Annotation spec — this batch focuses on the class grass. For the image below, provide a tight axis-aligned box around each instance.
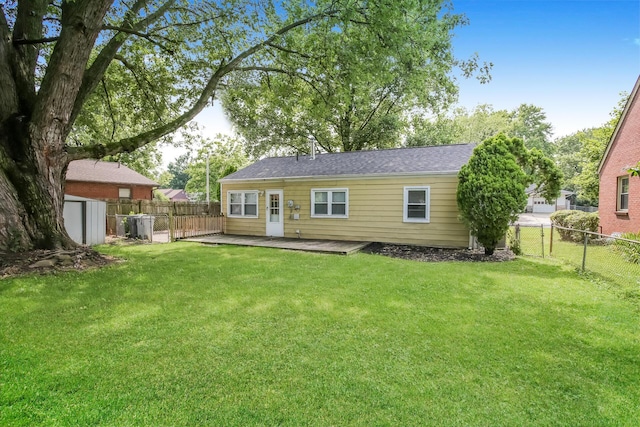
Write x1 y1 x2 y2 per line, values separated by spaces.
515 225 640 294
1 243 639 426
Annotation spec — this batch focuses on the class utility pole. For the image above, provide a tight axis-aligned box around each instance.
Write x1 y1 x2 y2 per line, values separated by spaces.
206 151 210 209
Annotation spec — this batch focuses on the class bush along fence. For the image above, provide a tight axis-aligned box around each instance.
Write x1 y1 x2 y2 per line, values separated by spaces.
510 221 640 289
111 213 224 243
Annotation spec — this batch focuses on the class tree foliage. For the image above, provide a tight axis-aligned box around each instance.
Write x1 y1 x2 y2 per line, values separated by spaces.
408 104 554 156
0 0 485 252
222 1 491 156
457 134 562 255
165 154 192 189
184 135 248 201
554 93 627 204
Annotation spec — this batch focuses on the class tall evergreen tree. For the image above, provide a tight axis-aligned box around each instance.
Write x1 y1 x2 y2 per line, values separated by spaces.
457 134 562 255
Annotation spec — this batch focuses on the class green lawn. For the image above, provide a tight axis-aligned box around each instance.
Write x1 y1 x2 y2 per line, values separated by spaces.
2 243 639 426
515 225 640 291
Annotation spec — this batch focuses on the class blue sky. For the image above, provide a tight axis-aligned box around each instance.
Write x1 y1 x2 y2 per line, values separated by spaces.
451 0 640 136
165 0 640 165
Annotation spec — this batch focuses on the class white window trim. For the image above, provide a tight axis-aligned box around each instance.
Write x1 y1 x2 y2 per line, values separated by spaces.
310 188 349 218
617 176 629 212
403 186 430 223
227 190 259 218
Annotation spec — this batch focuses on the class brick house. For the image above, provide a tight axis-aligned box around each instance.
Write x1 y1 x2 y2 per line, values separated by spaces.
598 76 640 235
66 159 158 200
158 188 190 201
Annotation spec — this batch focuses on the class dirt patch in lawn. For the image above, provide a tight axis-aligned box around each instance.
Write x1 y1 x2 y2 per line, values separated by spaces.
362 243 516 262
0 247 119 279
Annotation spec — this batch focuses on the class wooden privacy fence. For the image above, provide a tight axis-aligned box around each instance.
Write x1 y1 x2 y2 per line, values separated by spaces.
105 201 221 234
171 214 224 240
106 200 221 216
109 213 224 241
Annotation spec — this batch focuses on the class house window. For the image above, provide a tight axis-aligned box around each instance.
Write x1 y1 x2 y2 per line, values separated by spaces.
404 186 430 223
311 189 348 217
118 188 131 199
618 176 629 211
228 191 259 217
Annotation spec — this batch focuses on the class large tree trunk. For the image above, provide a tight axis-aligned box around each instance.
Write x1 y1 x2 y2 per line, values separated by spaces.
0 116 74 252
0 0 114 253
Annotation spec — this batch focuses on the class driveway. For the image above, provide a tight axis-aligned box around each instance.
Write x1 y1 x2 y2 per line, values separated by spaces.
516 213 552 226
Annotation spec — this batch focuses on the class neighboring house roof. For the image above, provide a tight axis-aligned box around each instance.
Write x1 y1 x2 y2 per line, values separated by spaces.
66 159 159 186
221 143 476 181
158 188 189 200
525 185 573 197
597 75 640 174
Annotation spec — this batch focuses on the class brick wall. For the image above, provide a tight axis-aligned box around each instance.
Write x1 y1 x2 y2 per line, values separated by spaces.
66 181 155 200
599 89 640 235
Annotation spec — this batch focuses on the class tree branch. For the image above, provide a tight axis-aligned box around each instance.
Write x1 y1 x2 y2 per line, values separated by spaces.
31 0 114 140
0 6 19 121
69 0 175 126
113 54 165 121
265 42 311 59
358 89 391 132
101 24 176 54
12 36 59 45
235 66 297 74
101 78 117 141
154 15 224 32
67 7 339 160
10 0 49 113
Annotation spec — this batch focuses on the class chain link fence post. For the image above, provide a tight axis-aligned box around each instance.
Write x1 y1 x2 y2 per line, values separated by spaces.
582 232 588 272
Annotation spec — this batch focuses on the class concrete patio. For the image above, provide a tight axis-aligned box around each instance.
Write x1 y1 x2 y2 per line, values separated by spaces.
184 234 370 255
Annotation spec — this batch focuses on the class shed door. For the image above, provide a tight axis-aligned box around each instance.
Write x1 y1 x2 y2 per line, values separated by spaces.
265 190 284 237
63 201 85 244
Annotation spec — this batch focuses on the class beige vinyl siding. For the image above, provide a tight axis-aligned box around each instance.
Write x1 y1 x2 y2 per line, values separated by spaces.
221 174 469 248
221 189 266 236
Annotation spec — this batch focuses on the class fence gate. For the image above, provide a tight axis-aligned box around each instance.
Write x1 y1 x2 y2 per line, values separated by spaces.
511 223 547 257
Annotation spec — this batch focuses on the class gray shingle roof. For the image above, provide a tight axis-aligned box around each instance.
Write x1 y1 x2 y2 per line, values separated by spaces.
221 144 476 181
66 159 159 186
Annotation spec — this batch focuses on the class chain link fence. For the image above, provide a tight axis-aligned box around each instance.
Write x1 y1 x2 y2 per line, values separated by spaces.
511 223 640 289
510 224 548 257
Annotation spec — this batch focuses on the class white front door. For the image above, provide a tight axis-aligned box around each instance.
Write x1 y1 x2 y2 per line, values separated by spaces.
265 190 284 237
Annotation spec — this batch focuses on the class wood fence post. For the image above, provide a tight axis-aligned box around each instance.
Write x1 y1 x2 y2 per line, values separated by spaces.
169 211 174 242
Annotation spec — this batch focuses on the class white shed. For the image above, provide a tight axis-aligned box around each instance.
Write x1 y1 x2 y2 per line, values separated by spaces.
63 195 106 245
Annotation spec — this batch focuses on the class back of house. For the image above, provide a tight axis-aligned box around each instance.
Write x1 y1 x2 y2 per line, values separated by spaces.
219 144 475 248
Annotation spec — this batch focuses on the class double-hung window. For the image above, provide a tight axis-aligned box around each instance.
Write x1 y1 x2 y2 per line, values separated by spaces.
228 191 258 217
617 176 629 212
311 189 348 218
403 186 430 222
